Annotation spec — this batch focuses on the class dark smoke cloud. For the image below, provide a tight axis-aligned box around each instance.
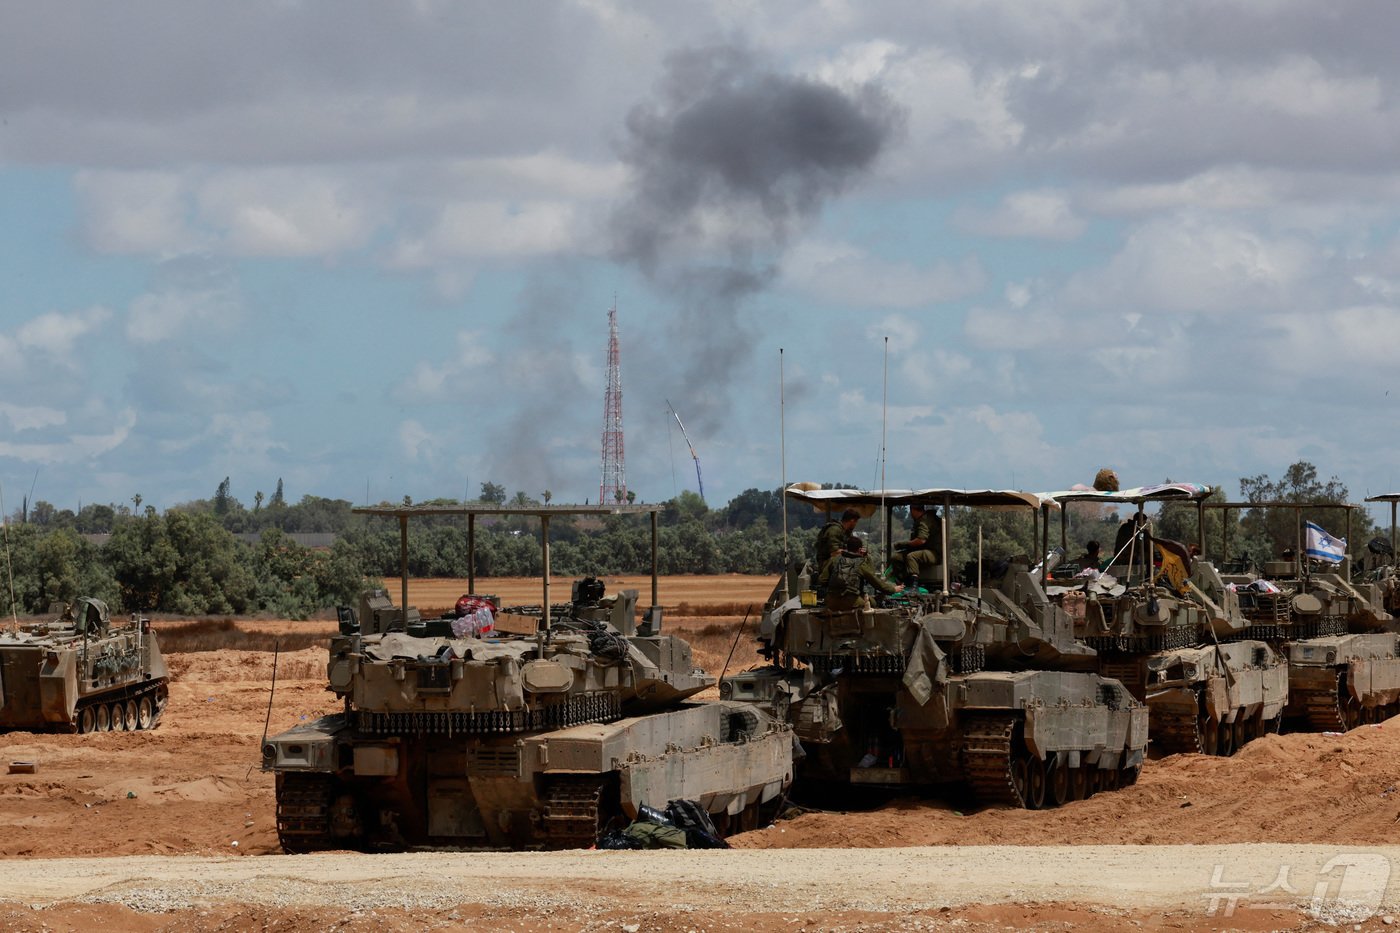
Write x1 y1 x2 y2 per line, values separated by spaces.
610 42 903 433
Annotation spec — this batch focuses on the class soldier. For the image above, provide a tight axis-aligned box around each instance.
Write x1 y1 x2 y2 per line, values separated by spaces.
815 508 862 571
895 502 940 588
819 535 901 611
1074 540 1102 572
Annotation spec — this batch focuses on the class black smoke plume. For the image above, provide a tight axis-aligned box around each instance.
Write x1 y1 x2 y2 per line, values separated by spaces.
611 42 903 433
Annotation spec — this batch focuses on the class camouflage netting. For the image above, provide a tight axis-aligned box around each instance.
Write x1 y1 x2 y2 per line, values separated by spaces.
1093 469 1120 492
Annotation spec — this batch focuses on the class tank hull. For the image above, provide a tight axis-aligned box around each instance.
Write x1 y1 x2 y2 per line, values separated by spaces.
266 701 793 851
1138 641 1289 755
1284 633 1400 730
729 661 1148 809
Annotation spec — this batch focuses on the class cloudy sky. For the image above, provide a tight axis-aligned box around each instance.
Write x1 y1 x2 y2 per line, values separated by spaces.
4 1 1400 520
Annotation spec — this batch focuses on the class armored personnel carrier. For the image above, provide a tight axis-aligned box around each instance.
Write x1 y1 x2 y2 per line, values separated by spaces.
0 597 168 733
722 487 1148 810
263 504 792 851
1041 484 1287 757
1208 499 1400 731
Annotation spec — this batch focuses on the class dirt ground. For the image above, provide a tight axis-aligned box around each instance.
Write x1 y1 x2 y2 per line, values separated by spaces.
1 575 1399 931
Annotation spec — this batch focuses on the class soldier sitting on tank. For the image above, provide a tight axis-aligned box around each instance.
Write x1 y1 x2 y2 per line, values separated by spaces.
893 502 940 588
819 535 902 612
1073 540 1102 573
815 508 862 576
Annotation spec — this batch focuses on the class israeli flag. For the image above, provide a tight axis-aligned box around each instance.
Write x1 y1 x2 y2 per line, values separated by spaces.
1304 521 1346 564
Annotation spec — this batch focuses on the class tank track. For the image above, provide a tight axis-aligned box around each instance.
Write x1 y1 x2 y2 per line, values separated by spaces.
541 774 608 848
275 772 335 853
1152 706 1204 755
960 713 1023 807
74 678 168 734
1297 670 1349 732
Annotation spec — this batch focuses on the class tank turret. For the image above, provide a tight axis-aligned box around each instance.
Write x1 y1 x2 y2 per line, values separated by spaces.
263 504 792 851
0 597 169 733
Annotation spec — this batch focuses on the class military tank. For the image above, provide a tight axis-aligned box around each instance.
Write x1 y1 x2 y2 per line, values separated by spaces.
722 487 1148 811
262 503 793 851
0 597 169 733
1208 499 1400 731
1041 483 1288 757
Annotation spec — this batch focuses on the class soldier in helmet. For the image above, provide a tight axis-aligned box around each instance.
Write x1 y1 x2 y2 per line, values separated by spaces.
894 502 940 589
815 507 862 572
819 535 901 611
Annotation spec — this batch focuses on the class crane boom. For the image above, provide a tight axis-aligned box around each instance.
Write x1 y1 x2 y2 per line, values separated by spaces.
666 399 705 503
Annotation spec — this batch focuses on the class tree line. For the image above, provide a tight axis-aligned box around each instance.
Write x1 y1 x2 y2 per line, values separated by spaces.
0 463 1379 618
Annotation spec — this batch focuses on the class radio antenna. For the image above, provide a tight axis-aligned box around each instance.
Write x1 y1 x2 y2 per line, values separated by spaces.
0 482 17 630
779 349 790 604
880 336 889 561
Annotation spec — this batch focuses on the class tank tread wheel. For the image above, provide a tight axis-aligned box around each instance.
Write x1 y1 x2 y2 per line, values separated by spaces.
1152 707 1204 755
1299 671 1348 733
275 772 336 853
542 774 609 848
136 696 154 730
961 713 1025 807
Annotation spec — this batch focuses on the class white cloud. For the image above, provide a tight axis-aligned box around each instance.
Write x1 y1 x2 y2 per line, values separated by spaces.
1065 214 1315 314
75 171 197 255
443 152 626 201
0 408 136 464
391 331 495 403
861 45 1025 180
1086 168 1290 216
864 314 920 345
0 403 65 432
390 200 581 266
954 189 1086 241
398 419 439 463
784 239 985 308
196 172 376 257
964 304 1065 351
16 306 113 356
126 284 239 344
1275 305 1400 370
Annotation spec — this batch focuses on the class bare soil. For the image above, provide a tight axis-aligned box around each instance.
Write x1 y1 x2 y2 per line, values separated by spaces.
1 575 1398 931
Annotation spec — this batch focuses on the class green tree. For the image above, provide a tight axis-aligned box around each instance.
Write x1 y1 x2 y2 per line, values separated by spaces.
1236 460 1368 563
480 482 506 504
104 511 180 611
214 477 232 515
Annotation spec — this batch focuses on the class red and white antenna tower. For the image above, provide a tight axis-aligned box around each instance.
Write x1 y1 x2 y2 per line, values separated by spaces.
599 303 627 505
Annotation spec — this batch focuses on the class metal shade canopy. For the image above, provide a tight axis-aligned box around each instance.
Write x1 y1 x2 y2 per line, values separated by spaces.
784 485 1059 513
1040 482 1213 505
783 485 1058 594
353 503 661 629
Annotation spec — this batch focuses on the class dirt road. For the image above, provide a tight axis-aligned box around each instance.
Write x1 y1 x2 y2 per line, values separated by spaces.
0 845 1397 931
